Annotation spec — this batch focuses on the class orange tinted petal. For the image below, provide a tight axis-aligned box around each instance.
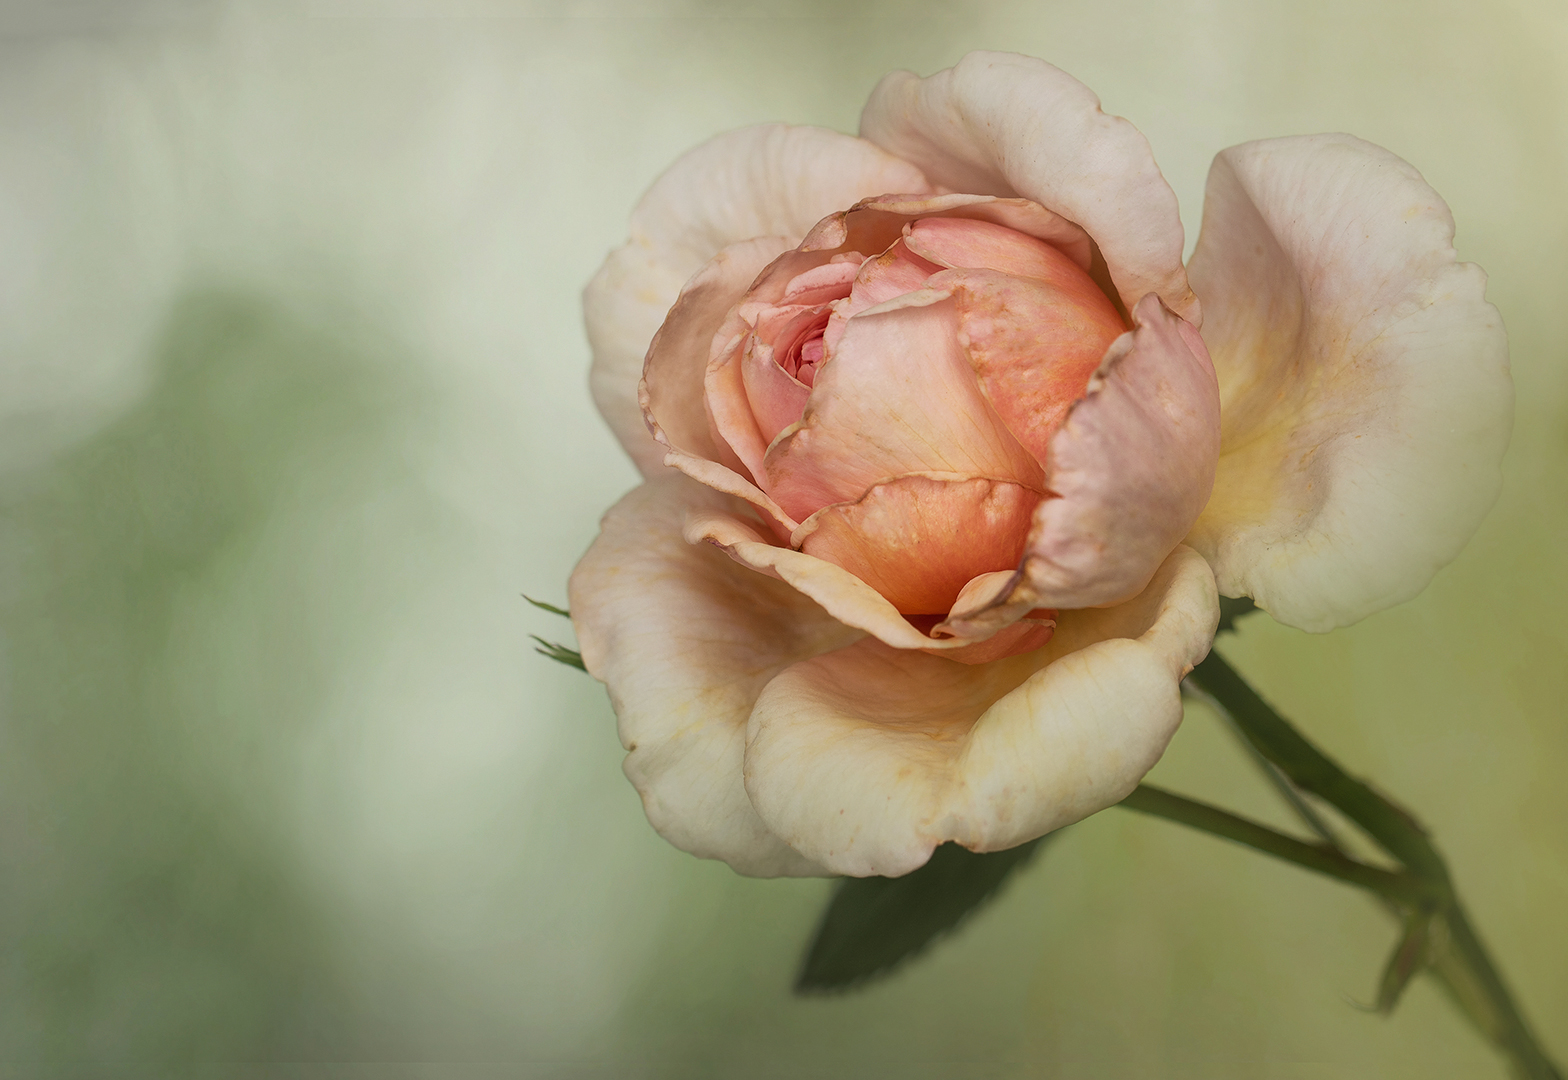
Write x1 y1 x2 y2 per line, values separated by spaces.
765 291 1044 520
944 267 1126 464
793 473 1042 614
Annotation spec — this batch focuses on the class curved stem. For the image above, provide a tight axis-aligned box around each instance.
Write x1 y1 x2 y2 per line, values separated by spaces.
1118 784 1438 905
1182 679 1346 848
1185 677 1502 1046
1186 650 1448 884
1185 649 1561 1080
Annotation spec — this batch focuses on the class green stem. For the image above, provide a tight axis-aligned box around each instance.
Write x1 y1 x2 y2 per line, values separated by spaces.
1182 679 1346 848
1186 650 1447 884
1185 678 1509 1042
1118 784 1438 905
1185 648 1561 1080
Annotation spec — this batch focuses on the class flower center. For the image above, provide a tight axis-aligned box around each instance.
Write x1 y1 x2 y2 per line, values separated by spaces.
776 309 832 388
704 199 1127 634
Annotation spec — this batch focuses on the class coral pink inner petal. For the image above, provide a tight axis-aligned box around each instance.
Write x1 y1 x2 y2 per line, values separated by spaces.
704 322 772 484
782 259 862 304
824 239 944 356
797 335 825 387
775 308 832 382
944 292 1222 630
939 267 1127 465
796 474 1042 614
740 337 812 447
764 293 1046 521
854 239 942 307
905 216 1083 283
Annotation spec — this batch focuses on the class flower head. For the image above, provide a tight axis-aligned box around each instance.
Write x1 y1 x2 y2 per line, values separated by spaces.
572 53 1510 877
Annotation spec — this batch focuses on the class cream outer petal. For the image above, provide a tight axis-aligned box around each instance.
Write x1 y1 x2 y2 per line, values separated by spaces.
1185 135 1512 631
584 124 930 475
743 546 1219 877
858 51 1197 323
569 476 861 876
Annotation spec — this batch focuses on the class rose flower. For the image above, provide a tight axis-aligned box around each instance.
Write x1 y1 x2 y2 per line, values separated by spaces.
570 52 1511 878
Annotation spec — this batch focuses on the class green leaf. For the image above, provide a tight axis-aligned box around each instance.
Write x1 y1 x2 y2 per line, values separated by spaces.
794 835 1054 994
523 594 571 618
531 635 585 671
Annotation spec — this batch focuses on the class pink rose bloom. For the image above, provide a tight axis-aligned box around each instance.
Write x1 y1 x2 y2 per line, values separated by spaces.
571 53 1511 877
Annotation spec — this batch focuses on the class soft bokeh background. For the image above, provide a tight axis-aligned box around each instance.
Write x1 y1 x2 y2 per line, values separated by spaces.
1 1 1563 1075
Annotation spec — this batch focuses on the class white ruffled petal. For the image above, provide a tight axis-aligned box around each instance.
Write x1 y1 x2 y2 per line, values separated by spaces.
569 476 861 876
858 51 1196 323
743 547 1218 877
1186 135 1512 631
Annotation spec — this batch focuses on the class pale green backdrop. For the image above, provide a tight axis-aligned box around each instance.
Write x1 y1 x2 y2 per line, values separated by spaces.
0 1 1562 1076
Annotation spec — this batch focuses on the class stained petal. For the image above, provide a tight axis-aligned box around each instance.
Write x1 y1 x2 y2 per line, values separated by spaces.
743 546 1219 877
859 52 1196 323
568 476 860 876
849 239 942 310
1184 135 1512 631
939 295 1220 640
587 124 930 474
765 290 1045 521
793 473 1041 615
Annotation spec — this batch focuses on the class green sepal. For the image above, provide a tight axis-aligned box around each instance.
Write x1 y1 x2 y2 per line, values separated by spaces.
531 635 585 671
523 594 571 618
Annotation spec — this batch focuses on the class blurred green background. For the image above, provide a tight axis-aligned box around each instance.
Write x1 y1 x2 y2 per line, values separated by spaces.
0 1 1562 1076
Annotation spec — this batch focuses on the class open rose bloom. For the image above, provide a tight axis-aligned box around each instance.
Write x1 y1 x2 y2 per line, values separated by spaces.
570 53 1510 877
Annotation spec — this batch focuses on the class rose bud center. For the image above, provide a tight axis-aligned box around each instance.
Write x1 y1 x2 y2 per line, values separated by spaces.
706 205 1127 623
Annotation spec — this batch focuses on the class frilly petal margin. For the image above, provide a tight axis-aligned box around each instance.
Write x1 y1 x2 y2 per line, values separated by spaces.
569 476 861 876
584 125 930 476
1184 135 1512 632
743 546 1219 878
858 51 1197 323
940 294 1220 639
